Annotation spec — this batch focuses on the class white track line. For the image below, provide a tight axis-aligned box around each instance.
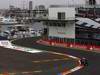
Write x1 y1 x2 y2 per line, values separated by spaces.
62 65 83 75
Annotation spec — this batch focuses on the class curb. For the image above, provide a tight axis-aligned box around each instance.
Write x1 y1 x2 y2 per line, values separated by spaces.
62 65 83 75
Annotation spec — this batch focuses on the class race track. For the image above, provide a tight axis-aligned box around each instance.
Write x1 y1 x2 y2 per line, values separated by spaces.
0 37 80 75
12 37 100 75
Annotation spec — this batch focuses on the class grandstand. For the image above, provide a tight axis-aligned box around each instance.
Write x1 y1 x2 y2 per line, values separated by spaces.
75 0 100 46
35 0 100 50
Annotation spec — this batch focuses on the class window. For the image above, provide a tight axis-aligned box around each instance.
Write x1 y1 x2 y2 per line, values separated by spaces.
58 12 65 20
89 0 96 5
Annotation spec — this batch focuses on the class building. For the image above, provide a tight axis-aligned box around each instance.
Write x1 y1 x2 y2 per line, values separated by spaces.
29 1 33 10
33 5 48 19
75 0 100 46
29 1 33 18
0 9 8 16
40 2 100 47
5 5 48 23
43 5 76 43
89 0 96 5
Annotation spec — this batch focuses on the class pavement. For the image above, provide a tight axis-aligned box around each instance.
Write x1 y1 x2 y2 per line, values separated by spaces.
12 37 100 75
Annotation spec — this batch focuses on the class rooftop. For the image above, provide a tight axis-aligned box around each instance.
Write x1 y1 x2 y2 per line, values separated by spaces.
50 4 100 8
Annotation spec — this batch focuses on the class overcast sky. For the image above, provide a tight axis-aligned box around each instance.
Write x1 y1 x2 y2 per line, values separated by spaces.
0 0 100 9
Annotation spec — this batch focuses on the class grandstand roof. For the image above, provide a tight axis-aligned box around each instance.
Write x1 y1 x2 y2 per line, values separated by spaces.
76 17 100 29
50 4 100 8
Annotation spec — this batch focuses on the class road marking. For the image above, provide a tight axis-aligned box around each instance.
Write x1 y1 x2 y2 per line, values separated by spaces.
0 70 43 75
33 70 42 73
32 58 68 63
45 51 80 60
62 65 83 75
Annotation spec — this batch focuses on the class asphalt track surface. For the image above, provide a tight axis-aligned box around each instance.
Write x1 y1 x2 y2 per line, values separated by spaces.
0 47 78 75
0 39 78 75
12 37 100 75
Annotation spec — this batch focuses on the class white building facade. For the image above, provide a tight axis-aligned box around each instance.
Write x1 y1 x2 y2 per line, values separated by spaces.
46 6 76 42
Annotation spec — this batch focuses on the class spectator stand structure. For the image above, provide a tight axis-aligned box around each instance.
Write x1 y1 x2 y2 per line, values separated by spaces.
33 0 100 52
